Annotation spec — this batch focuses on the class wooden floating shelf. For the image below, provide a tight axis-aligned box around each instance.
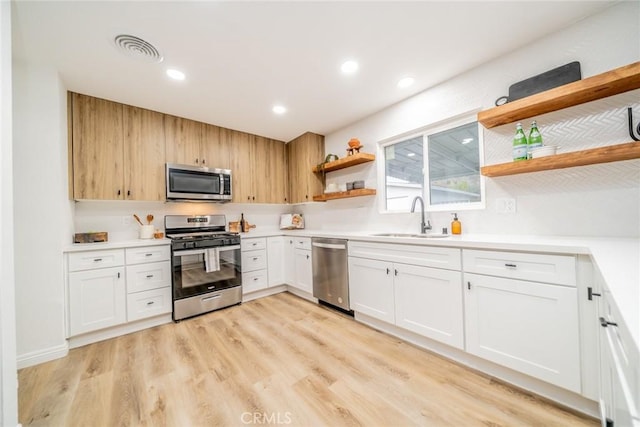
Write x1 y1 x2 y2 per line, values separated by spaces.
312 152 375 173
478 61 640 129
312 188 377 202
481 141 640 177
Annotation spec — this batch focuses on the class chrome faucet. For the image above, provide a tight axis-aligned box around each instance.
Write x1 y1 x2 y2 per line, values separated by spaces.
410 196 432 234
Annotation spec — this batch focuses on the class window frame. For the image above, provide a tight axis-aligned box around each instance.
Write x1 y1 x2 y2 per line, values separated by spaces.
377 112 485 214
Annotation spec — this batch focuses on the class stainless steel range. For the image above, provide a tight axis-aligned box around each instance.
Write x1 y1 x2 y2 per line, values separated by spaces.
165 214 242 321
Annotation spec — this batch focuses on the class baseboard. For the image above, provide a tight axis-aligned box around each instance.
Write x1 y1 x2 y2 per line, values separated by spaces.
242 285 287 302
285 286 317 303
68 314 172 349
355 312 600 419
17 342 69 369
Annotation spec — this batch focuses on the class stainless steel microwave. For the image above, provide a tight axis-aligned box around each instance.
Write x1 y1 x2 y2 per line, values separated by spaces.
166 163 232 202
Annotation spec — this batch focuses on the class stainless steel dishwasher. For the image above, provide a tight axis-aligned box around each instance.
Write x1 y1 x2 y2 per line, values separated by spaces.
312 237 350 311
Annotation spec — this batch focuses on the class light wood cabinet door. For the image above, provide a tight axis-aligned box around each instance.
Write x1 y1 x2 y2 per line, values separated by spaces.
287 132 325 203
228 129 254 203
72 93 124 200
202 123 231 169
164 115 203 166
123 106 166 201
252 136 287 203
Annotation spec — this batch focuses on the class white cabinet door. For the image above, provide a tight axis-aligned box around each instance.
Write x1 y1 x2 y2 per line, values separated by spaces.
267 236 284 286
69 266 126 336
293 249 312 293
284 237 295 286
464 272 581 393
348 257 394 323
394 264 464 349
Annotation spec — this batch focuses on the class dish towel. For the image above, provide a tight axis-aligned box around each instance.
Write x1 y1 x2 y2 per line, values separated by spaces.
204 248 220 273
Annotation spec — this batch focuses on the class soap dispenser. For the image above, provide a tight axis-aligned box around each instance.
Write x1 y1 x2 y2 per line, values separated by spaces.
451 213 462 235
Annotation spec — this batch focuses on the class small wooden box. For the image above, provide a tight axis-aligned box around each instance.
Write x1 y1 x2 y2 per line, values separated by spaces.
74 232 108 243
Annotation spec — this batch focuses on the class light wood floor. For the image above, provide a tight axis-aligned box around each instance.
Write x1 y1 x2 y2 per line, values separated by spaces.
19 292 597 426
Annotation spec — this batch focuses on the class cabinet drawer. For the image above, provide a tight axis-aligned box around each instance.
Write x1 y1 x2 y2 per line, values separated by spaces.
293 237 312 250
68 249 125 272
126 287 171 322
242 238 267 252
242 270 268 294
125 245 170 265
463 249 576 286
126 261 171 293
242 250 268 272
348 241 461 271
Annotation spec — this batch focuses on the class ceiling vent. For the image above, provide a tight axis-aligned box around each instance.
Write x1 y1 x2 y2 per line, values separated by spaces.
114 34 163 63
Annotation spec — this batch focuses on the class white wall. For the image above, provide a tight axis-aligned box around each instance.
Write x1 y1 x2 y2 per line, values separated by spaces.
0 0 18 424
12 62 72 367
302 2 640 238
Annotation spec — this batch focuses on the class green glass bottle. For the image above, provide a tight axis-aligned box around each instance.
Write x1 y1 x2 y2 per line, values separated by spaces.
512 123 528 161
528 120 543 156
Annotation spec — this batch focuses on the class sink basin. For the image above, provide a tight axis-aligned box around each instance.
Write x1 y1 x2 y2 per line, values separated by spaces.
371 233 449 239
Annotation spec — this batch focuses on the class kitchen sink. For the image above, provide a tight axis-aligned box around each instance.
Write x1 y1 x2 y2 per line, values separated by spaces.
371 233 449 238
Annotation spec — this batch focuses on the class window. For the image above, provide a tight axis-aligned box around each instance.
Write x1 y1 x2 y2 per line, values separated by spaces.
381 118 483 212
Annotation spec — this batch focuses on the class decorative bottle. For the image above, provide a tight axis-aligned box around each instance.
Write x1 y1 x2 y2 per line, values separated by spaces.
240 213 247 232
527 120 543 156
512 123 528 161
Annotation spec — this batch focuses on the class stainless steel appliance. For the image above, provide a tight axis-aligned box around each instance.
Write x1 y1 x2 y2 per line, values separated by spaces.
312 237 351 312
166 215 241 321
166 163 232 202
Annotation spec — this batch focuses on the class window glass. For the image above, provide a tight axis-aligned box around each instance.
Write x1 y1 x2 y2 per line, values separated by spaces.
381 119 483 212
427 122 481 206
384 136 423 211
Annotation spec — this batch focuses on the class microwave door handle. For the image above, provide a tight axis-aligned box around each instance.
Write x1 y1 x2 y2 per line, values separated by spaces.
220 175 224 195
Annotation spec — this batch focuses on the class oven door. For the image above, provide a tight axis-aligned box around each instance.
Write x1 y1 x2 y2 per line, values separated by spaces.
171 245 241 299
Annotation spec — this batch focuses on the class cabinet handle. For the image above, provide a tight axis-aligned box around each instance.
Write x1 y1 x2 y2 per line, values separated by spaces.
386 268 390 275
93 258 103 262
467 281 471 290
145 253 153 257
117 189 121 196
146 274 154 279
306 254 310 259
117 272 121 279
252 196 255 201
127 190 131 196
599 317 618 328
394 269 398 276
195 158 199 164
253 257 258 261
202 159 206 165
146 301 155 306
252 243 257 246
505 263 517 268
247 196 251 201
587 287 601 300
253 277 259 281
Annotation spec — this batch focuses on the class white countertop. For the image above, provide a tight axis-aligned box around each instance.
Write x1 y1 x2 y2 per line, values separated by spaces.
63 238 171 252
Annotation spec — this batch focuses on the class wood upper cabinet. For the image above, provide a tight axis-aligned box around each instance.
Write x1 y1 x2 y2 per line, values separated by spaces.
123 106 166 201
202 124 231 170
164 115 203 166
287 132 325 204
72 93 125 200
228 129 254 203
254 136 288 203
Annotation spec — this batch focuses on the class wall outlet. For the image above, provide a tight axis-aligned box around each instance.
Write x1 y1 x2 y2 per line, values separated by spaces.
496 198 517 213
122 215 132 226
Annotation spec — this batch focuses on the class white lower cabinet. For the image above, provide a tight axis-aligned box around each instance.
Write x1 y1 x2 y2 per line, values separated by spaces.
464 272 581 392
348 256 395 323
242 237 269 294
69 266 126 336
283 237 295 285
267 236 285 286
395 264 463 349
597 265 640 427
348 241 463 348
67 244 171 337
293 247 313 293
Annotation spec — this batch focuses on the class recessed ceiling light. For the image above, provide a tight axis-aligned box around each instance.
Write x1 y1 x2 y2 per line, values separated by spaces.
166 69 185 81
272 105 287 115
407 152 416 157
397 77 415 88
461 138 474 145
341 60 359 74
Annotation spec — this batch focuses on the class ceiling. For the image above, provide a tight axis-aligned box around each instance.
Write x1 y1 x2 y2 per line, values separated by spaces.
11 1 614 142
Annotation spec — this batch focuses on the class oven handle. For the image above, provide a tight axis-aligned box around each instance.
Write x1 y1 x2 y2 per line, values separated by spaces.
173 249 207 257
202 294 222 302
219 245 241 251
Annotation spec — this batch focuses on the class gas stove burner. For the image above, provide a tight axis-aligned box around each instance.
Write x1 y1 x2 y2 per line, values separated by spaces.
166 231 238 241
